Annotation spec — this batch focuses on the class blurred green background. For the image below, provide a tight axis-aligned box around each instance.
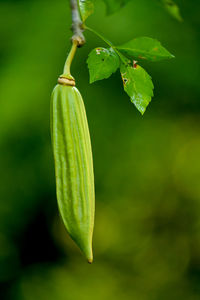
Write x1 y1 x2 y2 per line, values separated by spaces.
0 0 200 299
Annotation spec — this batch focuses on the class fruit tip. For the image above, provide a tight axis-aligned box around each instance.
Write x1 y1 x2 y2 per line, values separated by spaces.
87 257 93 264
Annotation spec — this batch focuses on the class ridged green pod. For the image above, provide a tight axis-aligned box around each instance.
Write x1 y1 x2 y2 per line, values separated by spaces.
51 79 95 263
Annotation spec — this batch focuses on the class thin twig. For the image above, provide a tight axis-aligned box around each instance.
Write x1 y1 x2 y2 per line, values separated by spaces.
70 0 85 47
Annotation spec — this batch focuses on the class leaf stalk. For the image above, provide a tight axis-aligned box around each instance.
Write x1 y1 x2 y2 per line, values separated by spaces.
85 26 129 64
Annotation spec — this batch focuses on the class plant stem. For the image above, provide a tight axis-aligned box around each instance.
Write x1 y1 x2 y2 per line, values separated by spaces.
60 0 85 79
70 0 85 46
63 41 78 76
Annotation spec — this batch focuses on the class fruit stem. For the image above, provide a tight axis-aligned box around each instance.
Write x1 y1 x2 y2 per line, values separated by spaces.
63 41 78 78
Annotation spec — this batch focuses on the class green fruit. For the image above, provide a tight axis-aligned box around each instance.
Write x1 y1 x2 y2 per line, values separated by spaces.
51 77 95 263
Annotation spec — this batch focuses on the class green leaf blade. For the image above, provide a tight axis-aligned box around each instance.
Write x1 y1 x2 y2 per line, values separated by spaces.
161 0 182 22
117 37 174 62
87 47 120 83
120 63 154 114
78 0 94 22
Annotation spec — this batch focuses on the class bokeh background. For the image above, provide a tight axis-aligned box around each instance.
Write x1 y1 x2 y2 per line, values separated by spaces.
0 0 200 299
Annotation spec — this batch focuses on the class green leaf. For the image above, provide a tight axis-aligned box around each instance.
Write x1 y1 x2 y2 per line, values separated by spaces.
117 37 174 62
87 47 120 83
120 63 154 114
161 0 182 21
78 0 94 22
103 0 130 14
